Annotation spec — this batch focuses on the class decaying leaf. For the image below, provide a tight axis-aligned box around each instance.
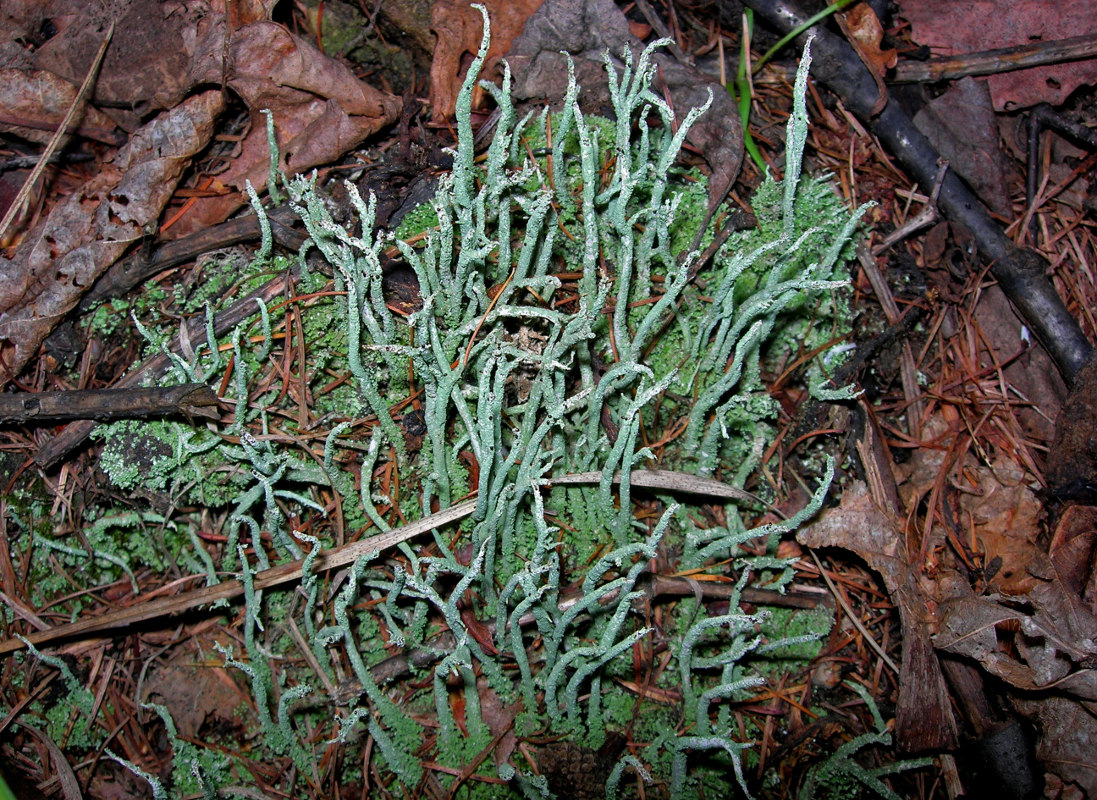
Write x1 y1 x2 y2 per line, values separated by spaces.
1049 504 1097 608
0 91 225 387
935 557 1097 700
142 641 251 739
167 20 401 237
0 0 401 374
0 69 121 146
797 481 960 751
896 408 1044 596
934 556 1097 793
913 77 1013 217
836 2 897 116
963 454 1043 596
1047 350 1097 497
4 0 399 242
31 0 211 123
24 0 278 125
429 0 546 121
1010 693 1097 798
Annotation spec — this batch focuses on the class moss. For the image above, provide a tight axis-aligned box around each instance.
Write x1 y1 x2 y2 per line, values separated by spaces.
94 419 241 509
393 199 440 241
753 604 835 680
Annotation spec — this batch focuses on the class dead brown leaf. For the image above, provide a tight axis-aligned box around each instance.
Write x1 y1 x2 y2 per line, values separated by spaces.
796 481 960 751
935 559 1097 701
226 0 281 26
839 2 897 75
23 0 276 124
166 21 401 238
142 645 251 739
0 69 121 146
0 91 224 387
962 453 1042 596
1009 693 1097 798
477 683 521 771
1047 350 1097 495
429 0 546 122
6 1 399 240
933 557 1097 793
0 1 399 381
836 2 896 116
913 78 1013 217
1049 504 1097 608
0 0 49 43
896 404 1047 598
31 1 204 125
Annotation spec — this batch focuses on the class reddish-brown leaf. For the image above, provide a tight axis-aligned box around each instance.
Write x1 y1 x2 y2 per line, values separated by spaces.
428 0 547 122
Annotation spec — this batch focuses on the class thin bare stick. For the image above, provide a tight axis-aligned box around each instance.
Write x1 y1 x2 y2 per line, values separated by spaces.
871 159 948 256
892 32 1097 84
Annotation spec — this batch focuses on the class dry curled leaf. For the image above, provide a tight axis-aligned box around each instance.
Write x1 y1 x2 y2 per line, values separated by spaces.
935 559 1097 702
10 1 399 240
0 91 225 387
166 20 401 238
1049 504 1097 608
0 69 121 146
933 559 1097 793
27 0 275 125
837 2 896 115
839 2 897 74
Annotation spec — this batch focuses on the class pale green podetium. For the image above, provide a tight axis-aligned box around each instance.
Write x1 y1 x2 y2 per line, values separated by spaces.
91 12 878 799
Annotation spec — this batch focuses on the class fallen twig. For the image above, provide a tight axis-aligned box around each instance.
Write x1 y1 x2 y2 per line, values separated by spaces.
743 0 1092 383
0 384 219 425
892 32 1097 84
79 205 306 310
35 273 291 468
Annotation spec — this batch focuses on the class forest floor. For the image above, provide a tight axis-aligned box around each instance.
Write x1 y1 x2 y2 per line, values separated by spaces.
1 1 1096 798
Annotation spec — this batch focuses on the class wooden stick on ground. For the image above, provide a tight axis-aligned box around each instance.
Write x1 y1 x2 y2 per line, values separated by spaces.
35 273 291 468
0 384 219 425
892 32 1097 84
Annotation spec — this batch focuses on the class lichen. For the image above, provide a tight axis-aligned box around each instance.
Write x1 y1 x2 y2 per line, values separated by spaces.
93 14 865 798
